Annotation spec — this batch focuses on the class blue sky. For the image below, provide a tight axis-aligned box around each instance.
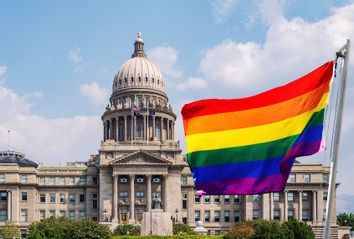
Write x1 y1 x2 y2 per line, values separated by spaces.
1 0 354 210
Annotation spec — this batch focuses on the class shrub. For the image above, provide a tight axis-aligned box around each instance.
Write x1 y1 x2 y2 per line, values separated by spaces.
0 221 21 239
283 219 315 239
113 224 141 236
173 223 194 235
225 223 255 239
250 220 294 239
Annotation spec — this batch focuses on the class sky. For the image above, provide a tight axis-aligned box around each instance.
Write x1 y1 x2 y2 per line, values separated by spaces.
1 0 354 210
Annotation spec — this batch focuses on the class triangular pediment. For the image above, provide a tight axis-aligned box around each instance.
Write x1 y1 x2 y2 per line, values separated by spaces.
110 151 172 165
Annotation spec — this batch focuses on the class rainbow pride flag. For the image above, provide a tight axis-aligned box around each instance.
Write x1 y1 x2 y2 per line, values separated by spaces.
181 61 334 195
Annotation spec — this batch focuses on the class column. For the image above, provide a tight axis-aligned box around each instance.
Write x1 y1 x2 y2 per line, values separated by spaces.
167 119 170 140
312 191 317 222
269 193 274 220
152 116 156 140
129 175 135 222
147 175 152 211
162 175 168 212
116 117 119 142
143 115 147 141
107 120 111 140
111 119 114 140
284 191 288 221
171 122 175 140
7 191 11 221
298 191 302 220
112 175 118 222
160 117 164 141
317 190 324 222
103 122 106 141
124 116 127 141
133 116 137 140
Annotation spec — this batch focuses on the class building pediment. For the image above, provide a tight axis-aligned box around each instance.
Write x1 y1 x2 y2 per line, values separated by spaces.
110 151 172 166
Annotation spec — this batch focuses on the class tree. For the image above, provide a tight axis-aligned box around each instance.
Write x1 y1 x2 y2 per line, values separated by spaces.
283 219 314 239
113 224 140 236
0 221 21 239
173 223 195 235
225 223 255 239
337 213 354 230
250 220 294 239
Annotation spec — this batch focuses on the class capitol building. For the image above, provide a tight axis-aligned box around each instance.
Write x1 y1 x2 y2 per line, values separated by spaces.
0 34 341 238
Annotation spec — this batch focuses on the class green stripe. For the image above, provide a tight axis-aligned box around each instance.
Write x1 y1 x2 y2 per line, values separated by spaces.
187 109 325 168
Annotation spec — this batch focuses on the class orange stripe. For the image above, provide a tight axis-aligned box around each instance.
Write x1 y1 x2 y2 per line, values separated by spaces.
184 83 329 136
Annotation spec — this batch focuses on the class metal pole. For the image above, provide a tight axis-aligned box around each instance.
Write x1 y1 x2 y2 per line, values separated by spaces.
323 39 351 239
147 99 149 145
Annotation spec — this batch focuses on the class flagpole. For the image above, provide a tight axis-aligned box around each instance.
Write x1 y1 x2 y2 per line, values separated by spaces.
131 101 134 145
147 99 149 145
323 39 351 239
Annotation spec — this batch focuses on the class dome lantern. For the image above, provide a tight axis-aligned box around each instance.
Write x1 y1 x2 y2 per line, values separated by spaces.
131 32 147 58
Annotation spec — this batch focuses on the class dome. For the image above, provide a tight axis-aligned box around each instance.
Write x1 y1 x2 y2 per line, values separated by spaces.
0 151 38 167
112 33 166 93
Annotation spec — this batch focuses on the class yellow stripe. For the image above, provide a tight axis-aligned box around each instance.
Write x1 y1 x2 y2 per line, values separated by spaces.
186 93 328 154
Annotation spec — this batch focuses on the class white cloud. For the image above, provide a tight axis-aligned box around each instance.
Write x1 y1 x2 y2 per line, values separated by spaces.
68 47 82 64
177 77 207 90
148 46 182 79
210 0 239 23
0 65 8 76
0 85 101 165
80 81 109 107
259 0 286 26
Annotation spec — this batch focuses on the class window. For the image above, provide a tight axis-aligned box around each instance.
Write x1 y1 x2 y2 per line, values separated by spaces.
49 176 55 185
323 174 329 183
153 177 160 183
303 174 311 183
79 177 86 185
323 192 328 201
182 194 187 209
92 176 98 185
224 211 230 222
287 192 294 202
93 194 98 210
136 177 144 183
120 177 128 183
21 192 28 201
119 191 128 197
60 194 65 203
0 173 4 182
0 210 7 221
204 210 210 222
21 175 28 183
182 217 187 224
195 210 200 222
234 195 240 203
79 194 85 203
69 194 75 203
214 195 220 203
253 210 260 220
273 210 281 220
153 192 161 198
289 173 296 182
60 176 65 185
49 210 55 218
39 193 46 203
302 210 309 221
214 210 220 222
59 210 65 217
181 176 187 185
288 210 294 220
69 210 75 220
50 194 55 203
39 176 45 185
234 211 241 222
39 210 45 221
0 192 6 201
136 191 144 197
273 193 280 202
204 195 210 203
79 210 86 219
253 194 260 201
195 195 201 203
224 195 230 203
69 177 75 185
302 192 309 201
21 209 28 222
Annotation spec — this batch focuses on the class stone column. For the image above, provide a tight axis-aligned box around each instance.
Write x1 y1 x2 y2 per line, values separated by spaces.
317 190 324 222
284 191 288 221
111 119 114 140
129 175 135 223
112 175 118 222
162 175 168 212
160 117 164 141
152 116 156 140
312 191 317 222
143 115 147 141
124 116 127 141
298 191 302 220
103 122 106 141
7 191 11 221
116 117 119 142
270 192 274 220
146 175 152 211
167 119 170 140
133 116 137 141
172 122 175 140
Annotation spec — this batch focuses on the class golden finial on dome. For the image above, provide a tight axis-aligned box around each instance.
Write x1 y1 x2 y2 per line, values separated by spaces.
137 32 142 38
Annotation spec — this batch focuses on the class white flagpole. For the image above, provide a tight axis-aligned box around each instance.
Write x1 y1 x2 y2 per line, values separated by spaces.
323 39 351 239
131 100 134 145
147 99 149 145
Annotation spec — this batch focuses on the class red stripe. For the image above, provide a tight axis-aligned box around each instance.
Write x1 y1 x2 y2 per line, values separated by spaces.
181 61 333 120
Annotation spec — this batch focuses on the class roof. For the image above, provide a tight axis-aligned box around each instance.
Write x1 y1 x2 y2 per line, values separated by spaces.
0 151 38 167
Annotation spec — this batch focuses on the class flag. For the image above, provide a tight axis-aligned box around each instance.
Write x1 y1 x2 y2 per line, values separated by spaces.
181 61 334 195
133 105 140 116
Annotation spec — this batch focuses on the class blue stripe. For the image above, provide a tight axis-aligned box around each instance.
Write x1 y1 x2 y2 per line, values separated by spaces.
294 125 323 146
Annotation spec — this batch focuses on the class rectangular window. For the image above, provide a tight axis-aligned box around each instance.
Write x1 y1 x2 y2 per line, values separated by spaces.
204 210 210 222
195 195 201 203
136 191 144 197
60 194 65 203
253 194 260 201
234 195 240 203
79 177 86 185
69 194 75 203
273 210 281 220
0 192 6 201
253 210 260 220
79 194 85 203
49 210 55 218
21 209 28 222
234 210 241 222
39 193 46 203
92 176 98 185
182 194 187 209
273 193 280 202
224 211 230 222
50 194 55 203
136 177 144 183
39 210 45 221
39 176 45 185
0 173 5 182
0 210 7 221
49 176 55 185
302 210 309 221
194 210 200 222
303 174 311 183
204 195 210 203
288 192 294 202
59 210 65 217
69 177 75 185
153 177 160 183
119 191 128 197
323 192 328 201
214 195 220 203
21 175 28 184
289 173 296 182
79 210 86 219
214 210 220 222
323 174 329 183
288 210 294 220
21 192 28 201
69 210 75 220
302 192 309 201
224 195 230 203
92 193 98 209
120 177 128 183
60 176 65 185
181 176 187 185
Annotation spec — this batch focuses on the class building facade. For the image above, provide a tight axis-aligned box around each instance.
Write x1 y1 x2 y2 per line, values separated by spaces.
0 34 340 238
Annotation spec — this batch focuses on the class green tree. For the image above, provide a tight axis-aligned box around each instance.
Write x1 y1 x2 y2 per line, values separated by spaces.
173 223 195 235
113 224 140 236
0 221 21 239
337 213 354 230
225 223 255 239
250 220 294 239
283 219 314 239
